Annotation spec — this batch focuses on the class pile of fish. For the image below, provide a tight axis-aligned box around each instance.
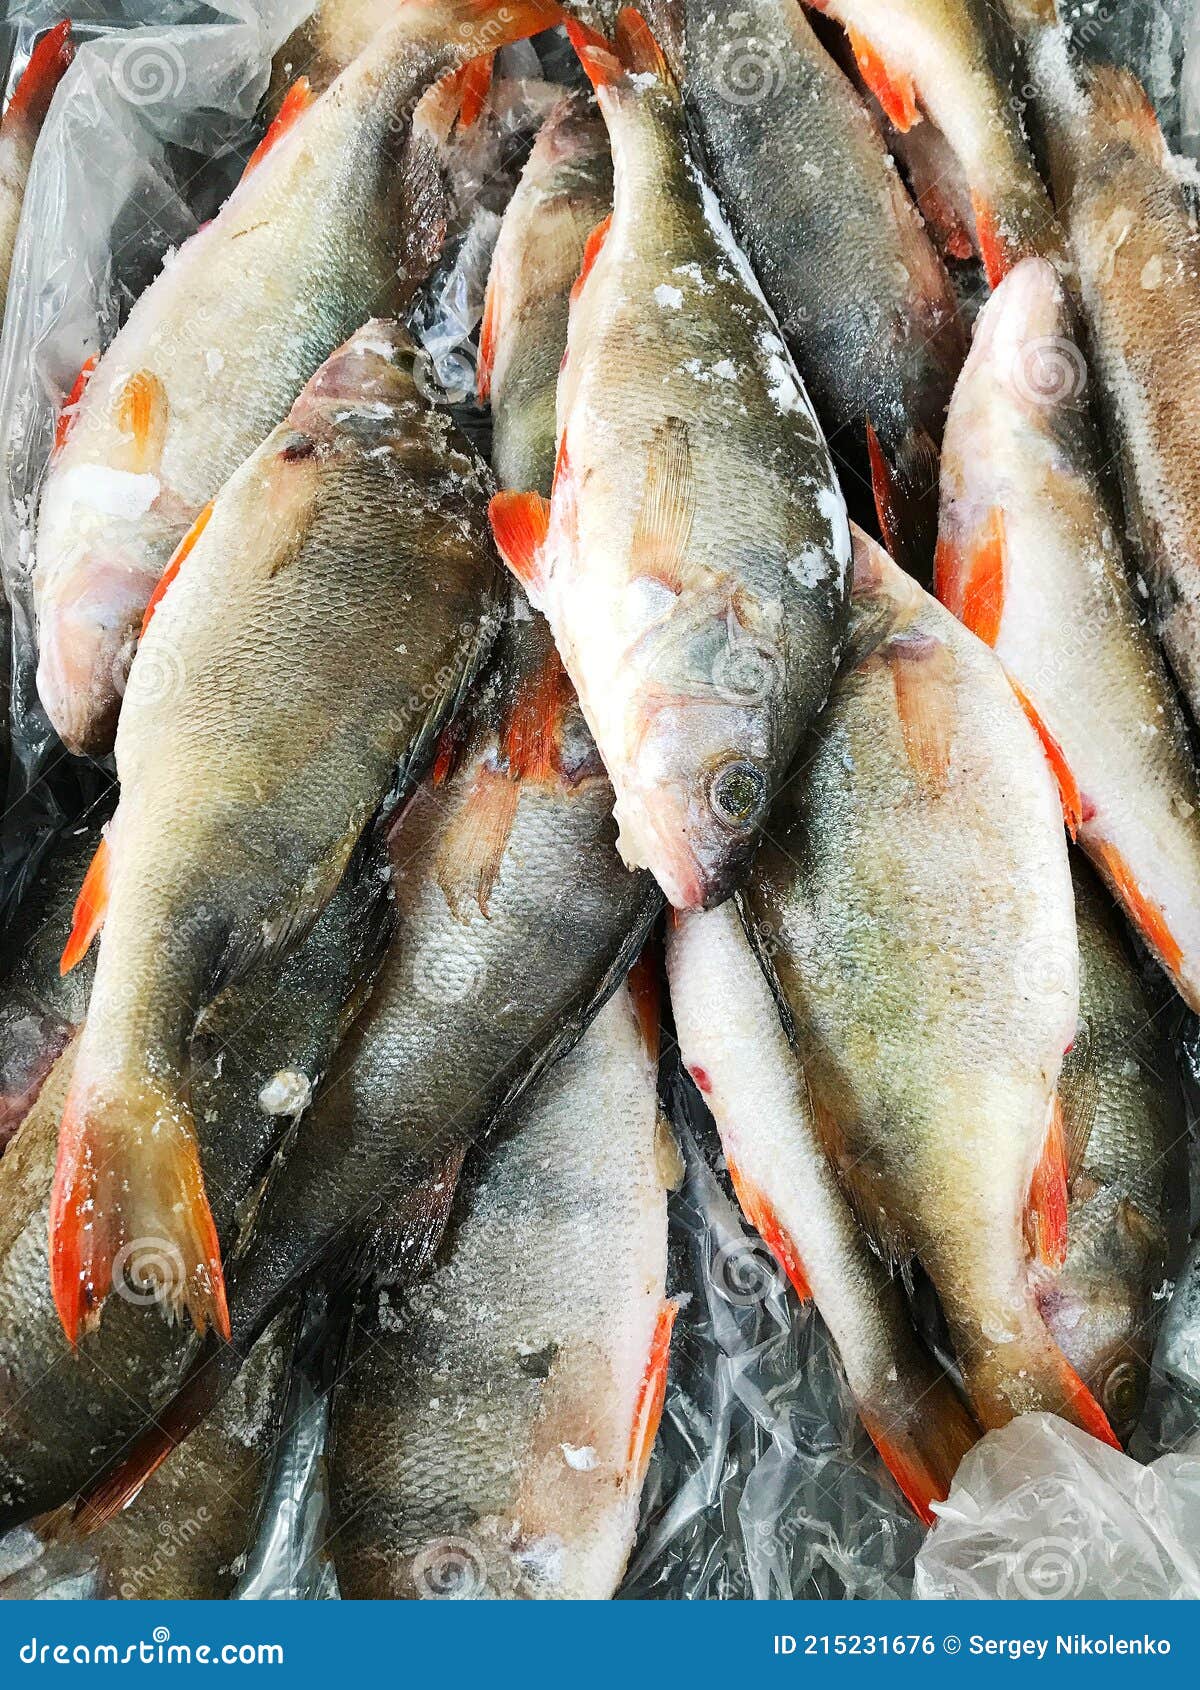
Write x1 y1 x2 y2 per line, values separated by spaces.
0 0 1195 1600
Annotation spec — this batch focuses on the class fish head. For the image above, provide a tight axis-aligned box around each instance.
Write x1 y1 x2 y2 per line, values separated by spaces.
616 594 785 909
957 255 1084 430
1038 1271 1150 1444
34 538 162 755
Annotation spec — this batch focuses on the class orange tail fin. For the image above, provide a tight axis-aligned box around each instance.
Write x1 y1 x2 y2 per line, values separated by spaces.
6 20 73 130
49 1069 228 1347
963 1305 1121 1448
860 1381 980 1526
59 833 111 976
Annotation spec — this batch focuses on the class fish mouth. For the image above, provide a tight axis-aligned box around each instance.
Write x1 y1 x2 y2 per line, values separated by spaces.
616 783 755 912
35 557 159 754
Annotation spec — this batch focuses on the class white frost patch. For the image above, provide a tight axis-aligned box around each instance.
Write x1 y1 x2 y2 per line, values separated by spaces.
561 1443 597 1471
355 335 399 360
57 465 160 521
711 359 738 381
259 1068 313 1116
788 544 834 588
818 483 852 576
205 348 225 378
673 261 711 292
654 283 684 310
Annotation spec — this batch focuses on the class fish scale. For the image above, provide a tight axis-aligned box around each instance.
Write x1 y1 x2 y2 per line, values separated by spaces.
33 0 561 757
327 985 672 1601
492 9 851 912
743 526 1120 1446
48 320 504 1349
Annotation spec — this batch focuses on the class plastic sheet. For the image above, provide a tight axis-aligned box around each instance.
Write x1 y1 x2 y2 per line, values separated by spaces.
0 0 308 914
914 1415 1200 1600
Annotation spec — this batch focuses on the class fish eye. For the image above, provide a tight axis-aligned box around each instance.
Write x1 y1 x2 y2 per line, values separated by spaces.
709 760 768 829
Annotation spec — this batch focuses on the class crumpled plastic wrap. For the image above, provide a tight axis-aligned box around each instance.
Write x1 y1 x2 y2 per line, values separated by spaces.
620 1061 921 1601
914 1415 1200 1600
1 0 1200 1607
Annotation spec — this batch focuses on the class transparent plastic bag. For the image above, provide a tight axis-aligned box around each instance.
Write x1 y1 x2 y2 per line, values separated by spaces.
914 1415 1200 1601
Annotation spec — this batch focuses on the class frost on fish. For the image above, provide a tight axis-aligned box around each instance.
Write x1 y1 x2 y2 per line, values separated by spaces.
328 987 673 1600
491 9 851 912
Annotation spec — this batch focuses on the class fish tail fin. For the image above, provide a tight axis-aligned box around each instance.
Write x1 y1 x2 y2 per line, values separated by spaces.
567 8 677 98
7 20 73 129
865 420 940 585
49 1067 228 1346
860 1375 980 1525
420 0 563 53
961 1300 1121 1448
1083 62 1167 163
74 1344 232 1532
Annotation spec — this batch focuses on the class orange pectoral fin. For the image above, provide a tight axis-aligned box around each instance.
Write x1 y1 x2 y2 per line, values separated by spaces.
6 19 73 130
59 834 111 976
115 370 168 470
971 191 1015 290
477 272 500 404
53 354 96 453
939 507 1006 646
1026 1096 1068 1269
140 500 214 636
1091 837 1185 985
886 631 955 797
626 943 662 1062
1008 679 1082 839
726 1159 813 1303
502 643 567 782
570 213 612 306
628 1299 678 1481
865 420 902 565
435 767 521 919
241 76 313 180
847 27 918 130
489 491 551 600
456 53 494 127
